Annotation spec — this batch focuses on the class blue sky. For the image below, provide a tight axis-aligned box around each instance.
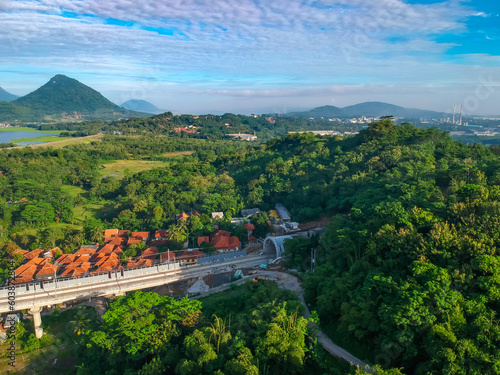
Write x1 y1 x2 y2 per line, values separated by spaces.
0 0 499 115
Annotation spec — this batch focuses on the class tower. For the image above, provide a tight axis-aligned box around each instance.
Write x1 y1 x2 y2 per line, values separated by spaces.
459 105 463 125
452 104 456 124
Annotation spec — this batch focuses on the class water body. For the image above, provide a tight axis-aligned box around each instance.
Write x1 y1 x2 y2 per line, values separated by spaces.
0 131 58 146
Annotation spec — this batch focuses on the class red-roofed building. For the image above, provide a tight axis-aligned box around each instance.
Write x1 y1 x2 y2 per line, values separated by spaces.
161 251 175 263
175 212 189 222
24 249 44 260
197 236 210 246
10 249 28 259
34 263 58 280
104 229 119 237
177 250 205 265
73 247 98 257
139 247 158 261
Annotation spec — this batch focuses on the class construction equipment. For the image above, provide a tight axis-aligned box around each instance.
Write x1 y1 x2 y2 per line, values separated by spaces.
253 275 267 283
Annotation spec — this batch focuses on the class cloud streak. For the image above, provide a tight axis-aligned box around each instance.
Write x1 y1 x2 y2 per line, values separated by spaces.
0 0 498 114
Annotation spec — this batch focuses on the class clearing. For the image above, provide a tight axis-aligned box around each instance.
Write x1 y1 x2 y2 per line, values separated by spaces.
99 159 170 178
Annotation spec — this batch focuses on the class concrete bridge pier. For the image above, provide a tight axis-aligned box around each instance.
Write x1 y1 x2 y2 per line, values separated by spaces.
28 307 43 338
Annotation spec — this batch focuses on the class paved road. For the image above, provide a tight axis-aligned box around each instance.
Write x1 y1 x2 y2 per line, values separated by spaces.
195 270 372 373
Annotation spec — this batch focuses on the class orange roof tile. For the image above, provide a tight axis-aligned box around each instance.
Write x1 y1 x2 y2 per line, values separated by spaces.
198 236 210 245
161 251 175 263
74 247 97 256
154 230 168 238
104 229 119 237
35 263 58 277
24 249 44 260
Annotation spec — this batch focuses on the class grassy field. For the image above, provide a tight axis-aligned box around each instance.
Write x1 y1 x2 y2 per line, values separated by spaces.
12 135 74 144
0 127 64 134
162 151 194 157
99 160 170 178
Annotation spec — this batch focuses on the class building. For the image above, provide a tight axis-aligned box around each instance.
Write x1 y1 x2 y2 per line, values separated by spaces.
211 212 224 220
241 208 261 217
177 250 205 265
226 133 258 141
275 204 291 222
160 250 175 263
197 230 241 252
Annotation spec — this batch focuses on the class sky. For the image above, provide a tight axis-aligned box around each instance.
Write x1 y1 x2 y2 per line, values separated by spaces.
0 0 499 115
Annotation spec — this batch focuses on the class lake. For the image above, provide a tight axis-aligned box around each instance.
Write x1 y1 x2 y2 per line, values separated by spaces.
0 131 59 146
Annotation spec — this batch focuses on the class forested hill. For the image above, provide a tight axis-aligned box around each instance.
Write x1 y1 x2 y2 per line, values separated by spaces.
8 75 147 121
228 120 500 374
0 86 18 102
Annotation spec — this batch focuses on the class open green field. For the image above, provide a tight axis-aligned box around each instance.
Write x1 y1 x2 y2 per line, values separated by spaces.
99 159 170 178
12 135 74 143
0 127 64 134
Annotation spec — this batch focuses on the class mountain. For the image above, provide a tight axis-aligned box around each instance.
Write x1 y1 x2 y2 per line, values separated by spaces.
121 99 163 114
292 101 448 119
0 87 18 102
289 105 345 118
10 74 147 121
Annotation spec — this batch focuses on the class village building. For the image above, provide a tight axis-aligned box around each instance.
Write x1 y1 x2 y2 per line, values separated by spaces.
197 230 241 252
177 250 205 265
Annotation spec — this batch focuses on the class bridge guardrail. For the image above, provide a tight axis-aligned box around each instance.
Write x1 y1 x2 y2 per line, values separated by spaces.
0 249 249 298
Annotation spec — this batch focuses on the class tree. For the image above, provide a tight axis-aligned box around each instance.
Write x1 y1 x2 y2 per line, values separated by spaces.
83 218 104 244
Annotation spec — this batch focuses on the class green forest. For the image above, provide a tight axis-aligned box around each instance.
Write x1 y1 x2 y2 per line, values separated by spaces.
2 119 500 374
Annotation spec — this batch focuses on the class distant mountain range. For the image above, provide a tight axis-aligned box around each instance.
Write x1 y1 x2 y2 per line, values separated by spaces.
0 87 18 102
289 102 449 119
121 99 164 114
0 75 148 122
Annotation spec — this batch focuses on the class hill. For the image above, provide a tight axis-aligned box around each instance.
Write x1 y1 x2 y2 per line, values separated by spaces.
10 75 147 121
292 101 448 119
289 105 345 118
121 99 164 114
0 87 18 102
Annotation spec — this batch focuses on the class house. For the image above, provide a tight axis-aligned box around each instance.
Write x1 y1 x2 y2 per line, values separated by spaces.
127 231 150 246
139 247 158 261
275 204 291 222
34 263 59 280
197 236 210 246
175 212 189 222
150 230 169 246
211 212 224 220
241 208 261 217
189 211 200 217
285 222 300 231
177 250 205 265
161 250 175 263
197 230 240 252
130 232 150 242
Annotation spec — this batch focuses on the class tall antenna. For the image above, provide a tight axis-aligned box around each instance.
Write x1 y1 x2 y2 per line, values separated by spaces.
459 105 463 125
452 104 456 124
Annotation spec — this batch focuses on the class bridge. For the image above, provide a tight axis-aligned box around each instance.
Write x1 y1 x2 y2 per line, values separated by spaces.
0 251 268 338
0 228 325 338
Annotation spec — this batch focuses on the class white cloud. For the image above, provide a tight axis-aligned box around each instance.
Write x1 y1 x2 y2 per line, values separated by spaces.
0 0 498 114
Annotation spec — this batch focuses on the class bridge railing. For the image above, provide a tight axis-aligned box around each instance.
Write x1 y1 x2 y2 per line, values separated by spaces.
197 249 247 264
0 249 250 298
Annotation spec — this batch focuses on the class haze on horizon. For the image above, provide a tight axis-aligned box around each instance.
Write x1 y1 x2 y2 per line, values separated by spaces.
0 0 499 116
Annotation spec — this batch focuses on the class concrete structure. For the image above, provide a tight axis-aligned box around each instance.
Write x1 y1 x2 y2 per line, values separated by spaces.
0 252 268 337
263 235 293 258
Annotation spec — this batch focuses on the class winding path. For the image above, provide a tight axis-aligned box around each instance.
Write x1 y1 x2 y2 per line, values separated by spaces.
197 270 373 373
